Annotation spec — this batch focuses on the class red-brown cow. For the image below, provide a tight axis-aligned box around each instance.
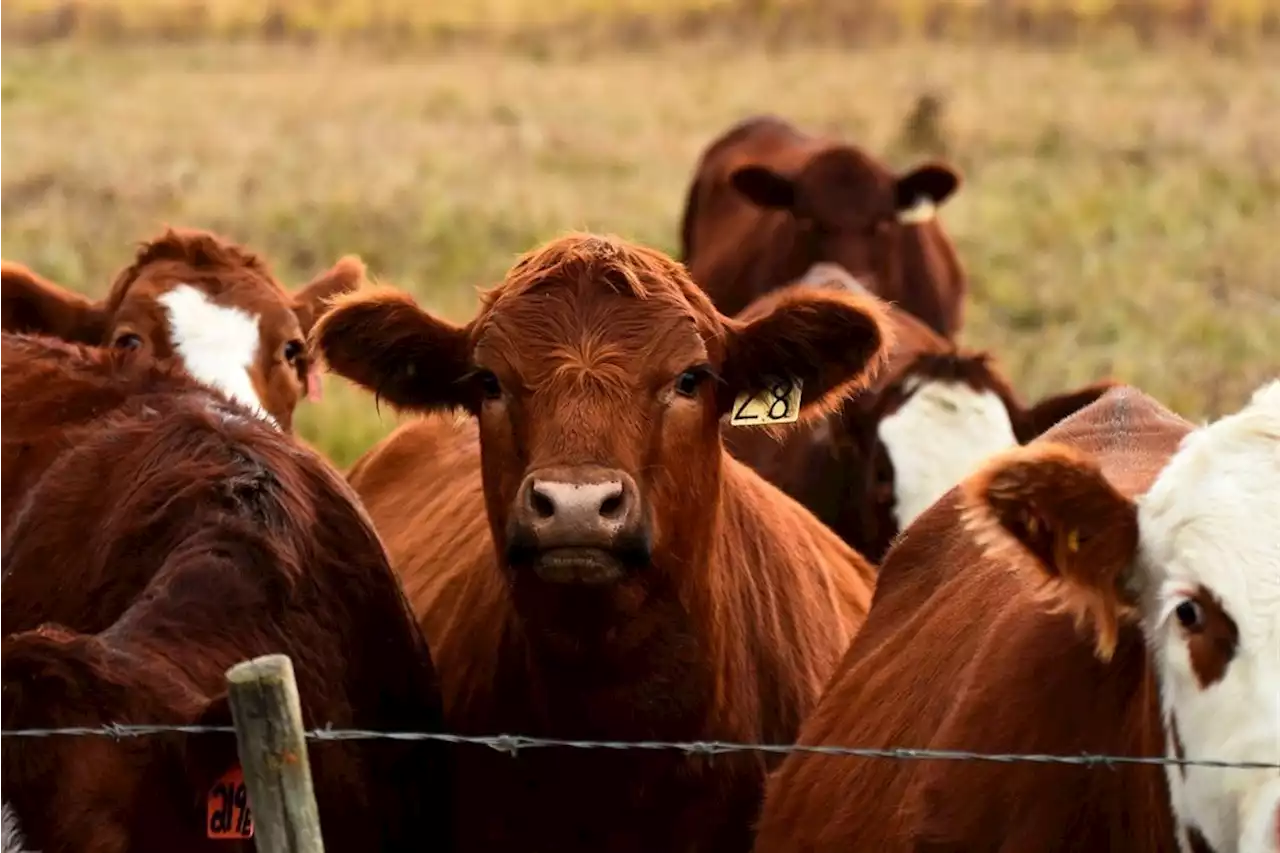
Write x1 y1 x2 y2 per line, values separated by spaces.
751 382 1280 852
1 227 362 431
313 232 887 853
1 332 452 853
679 115 966 337
726 281 1115 561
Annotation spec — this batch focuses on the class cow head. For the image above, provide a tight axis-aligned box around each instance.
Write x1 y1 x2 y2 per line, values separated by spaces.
316 233 887 636
728 146 960 307
1 228 364 431
844 349 1117 560
964 380 1280 853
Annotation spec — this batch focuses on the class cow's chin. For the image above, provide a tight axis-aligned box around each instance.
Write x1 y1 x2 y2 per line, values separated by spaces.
530 548 629 585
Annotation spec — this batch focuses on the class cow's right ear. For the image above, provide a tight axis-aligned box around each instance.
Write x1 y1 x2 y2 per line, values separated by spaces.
181 693 243 805
1 261 108 344
311 286 473 413
961 443 1140 661
729 165 796 210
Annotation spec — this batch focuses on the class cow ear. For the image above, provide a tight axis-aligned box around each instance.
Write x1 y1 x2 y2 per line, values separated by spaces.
1014 380 1119 444
894 163 960 213
961 443 1140 661
729 165 796 210
719 284 889 425
2 261 109 344
181 693 241 800
292 255 367 336
311 286 473 413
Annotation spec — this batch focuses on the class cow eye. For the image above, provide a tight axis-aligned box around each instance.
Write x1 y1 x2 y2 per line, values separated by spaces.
1175 599 1205 632
675 367 711 398
476 370 502 400
114 332 143 350
283 340 305 365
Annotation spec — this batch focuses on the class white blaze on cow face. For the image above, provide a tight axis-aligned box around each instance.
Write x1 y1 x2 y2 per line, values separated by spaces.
157 284 276 428
795 262 872 296
878 377 1018 530
1134 380 1280 853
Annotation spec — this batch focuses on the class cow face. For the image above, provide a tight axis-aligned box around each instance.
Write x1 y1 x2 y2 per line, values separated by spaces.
965 380 1280 853
728 147 960 297
316 232 887 592
1 229 363 431
847 351 1115 560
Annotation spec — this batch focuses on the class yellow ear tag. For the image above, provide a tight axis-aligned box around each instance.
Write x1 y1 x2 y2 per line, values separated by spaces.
897 197 936 225
730 377 803 427
1066 529 1080 553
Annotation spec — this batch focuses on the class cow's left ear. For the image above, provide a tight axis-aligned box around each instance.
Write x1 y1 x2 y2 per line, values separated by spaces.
292 256 367 336
961 443 1140 661
180 693 245 815
718 284 889 424
894 163 961 212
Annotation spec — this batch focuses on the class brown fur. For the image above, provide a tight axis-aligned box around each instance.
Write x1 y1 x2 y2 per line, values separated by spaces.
0 332 452 853
315 232 884 853
1 228 364 430
751 386 1191 852
679 115 966 336
726 290 1117 562
1182 588 1239 689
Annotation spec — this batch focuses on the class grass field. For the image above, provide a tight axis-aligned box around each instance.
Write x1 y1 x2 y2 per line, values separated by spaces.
3 26 1278 467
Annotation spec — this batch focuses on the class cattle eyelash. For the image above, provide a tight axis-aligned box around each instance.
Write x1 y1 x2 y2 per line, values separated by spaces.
687 363 723 385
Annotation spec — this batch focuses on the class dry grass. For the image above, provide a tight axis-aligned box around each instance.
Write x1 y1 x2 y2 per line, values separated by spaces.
2 0 1276 47
2 38 1277 466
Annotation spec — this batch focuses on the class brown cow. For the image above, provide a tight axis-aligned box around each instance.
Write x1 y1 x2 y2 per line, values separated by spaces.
726 280 1116 561
679 115 966 336
751 382 1280 852
0 332 453 853
313 232 887 853
1 227 363 431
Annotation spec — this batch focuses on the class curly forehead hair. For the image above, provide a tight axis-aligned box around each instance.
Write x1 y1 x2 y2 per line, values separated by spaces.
105 228 280 309
480 232 725 339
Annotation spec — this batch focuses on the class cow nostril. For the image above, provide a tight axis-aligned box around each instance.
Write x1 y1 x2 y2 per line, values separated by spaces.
599 493 623 519
531 489 556 519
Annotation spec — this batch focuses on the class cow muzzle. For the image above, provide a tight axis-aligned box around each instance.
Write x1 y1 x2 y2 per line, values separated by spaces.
506 466 651 584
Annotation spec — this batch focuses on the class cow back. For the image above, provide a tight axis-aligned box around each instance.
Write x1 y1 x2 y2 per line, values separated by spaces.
752 387 1189 852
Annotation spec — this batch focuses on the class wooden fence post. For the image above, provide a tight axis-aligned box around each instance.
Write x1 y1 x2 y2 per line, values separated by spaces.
225 654 325 853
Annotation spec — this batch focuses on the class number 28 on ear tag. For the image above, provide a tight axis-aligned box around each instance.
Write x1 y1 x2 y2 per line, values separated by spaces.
730 376 803 427
207 765 254 840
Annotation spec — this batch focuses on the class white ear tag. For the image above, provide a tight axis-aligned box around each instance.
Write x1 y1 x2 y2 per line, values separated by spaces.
730 377 803 427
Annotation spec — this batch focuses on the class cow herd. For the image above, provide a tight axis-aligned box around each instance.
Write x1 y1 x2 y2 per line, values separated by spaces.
1 115 1276 853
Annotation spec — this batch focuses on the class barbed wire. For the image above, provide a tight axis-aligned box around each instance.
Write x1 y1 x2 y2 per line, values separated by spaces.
2 724 1276 769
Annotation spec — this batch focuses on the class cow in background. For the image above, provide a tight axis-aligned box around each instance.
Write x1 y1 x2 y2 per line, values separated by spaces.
313 232 886 852
726 280 1115 562
1 227 362 431
680 115 966 337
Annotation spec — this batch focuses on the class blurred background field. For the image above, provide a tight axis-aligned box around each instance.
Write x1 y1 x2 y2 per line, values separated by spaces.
2 0 1277 467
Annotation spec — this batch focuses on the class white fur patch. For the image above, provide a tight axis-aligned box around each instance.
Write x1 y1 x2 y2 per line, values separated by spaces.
878 378 1018 530
2 802 34 853
158 284 276 428
794 262 872 295
897 197 936 225
1135 379 1280 853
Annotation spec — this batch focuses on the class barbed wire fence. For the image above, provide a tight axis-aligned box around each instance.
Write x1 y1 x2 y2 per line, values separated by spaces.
4 723 1276 770
4 653 1276 852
